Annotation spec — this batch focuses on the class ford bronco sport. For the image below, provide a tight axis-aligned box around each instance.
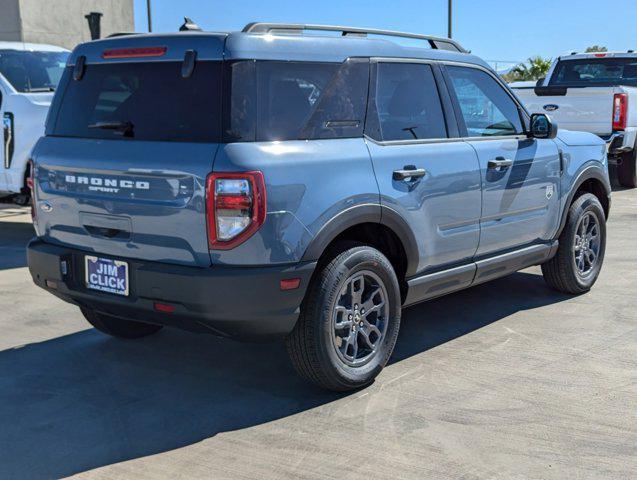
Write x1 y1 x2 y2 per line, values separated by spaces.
27 23 611 391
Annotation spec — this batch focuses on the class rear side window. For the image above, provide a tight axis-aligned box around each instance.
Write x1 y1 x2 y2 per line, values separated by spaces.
366 62 447 142
223 59 370 142
447 66 523 137
51 61 221 142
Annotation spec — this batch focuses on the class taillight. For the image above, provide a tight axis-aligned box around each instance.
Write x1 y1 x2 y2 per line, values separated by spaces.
612 93 628 131
206 171 266 250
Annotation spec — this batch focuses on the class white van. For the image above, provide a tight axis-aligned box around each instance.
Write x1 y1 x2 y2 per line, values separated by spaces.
0 42 69 204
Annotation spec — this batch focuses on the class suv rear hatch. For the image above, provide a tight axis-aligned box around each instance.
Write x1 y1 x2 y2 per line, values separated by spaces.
32 34 226 267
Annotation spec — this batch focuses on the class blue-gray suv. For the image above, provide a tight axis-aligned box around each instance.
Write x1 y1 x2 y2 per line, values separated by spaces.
27 23 611 391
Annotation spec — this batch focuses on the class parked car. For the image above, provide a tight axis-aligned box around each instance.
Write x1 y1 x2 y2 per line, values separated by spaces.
511 52 637 187
27 24 611 391
0 42 69 204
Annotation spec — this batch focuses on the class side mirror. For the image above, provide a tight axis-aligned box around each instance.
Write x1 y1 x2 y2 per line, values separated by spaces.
535 77 546 88
529 113 558 140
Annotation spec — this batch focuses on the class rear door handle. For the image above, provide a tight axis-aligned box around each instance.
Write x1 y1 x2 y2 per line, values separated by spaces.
393 166 427 181
488 157 514 171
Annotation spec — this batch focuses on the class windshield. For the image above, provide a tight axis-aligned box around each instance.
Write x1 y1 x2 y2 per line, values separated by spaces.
0 50 68 92
550 57 637 87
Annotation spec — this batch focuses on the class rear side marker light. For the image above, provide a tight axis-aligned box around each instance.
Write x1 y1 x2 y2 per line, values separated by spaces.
102 46 167 59
280 278 301 291
154 302 175 313
612 93 628 131
206 171 266 250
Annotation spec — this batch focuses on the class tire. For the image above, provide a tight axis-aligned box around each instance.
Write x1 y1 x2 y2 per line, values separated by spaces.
542 193 606 294
286 245 402 392
81 308 163 339
13 194 30 206
617 148 637 188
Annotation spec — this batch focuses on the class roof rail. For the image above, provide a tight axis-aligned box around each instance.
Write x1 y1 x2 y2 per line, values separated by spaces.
242 22 467 53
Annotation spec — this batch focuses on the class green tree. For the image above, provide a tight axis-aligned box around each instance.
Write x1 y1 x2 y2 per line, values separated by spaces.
508 56 553 81
585 45 608 53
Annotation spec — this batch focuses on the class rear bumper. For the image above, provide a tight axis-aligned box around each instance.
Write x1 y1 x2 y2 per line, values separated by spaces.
603 128 637 157
27 239 315 340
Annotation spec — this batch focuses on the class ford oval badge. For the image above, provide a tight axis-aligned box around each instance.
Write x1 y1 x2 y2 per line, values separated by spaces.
543 104 559 112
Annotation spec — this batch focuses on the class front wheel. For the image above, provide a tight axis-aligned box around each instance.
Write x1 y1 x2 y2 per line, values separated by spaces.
286 245 401 391
542 193 606 294
81 308 163 339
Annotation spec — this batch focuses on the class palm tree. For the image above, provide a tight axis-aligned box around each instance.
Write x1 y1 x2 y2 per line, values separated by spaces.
509 56 553 81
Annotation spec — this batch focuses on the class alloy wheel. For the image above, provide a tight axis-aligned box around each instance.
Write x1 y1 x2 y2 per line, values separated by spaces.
331 270 389 367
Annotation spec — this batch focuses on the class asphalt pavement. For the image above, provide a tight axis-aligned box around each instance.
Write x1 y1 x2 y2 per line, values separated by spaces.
0 189 635 480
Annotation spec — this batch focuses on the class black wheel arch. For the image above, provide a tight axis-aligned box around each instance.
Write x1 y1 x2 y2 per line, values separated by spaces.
556 166 611 239
301 204 420 278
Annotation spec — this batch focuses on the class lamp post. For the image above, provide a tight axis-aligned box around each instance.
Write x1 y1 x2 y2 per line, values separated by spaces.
147 0 153 32
447 0 453 39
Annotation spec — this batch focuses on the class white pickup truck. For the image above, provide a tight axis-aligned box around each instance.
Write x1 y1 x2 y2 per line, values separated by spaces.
512 52 637 188
0 42 69 204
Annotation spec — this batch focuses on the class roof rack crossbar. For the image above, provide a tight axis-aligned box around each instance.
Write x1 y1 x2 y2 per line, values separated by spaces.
242 22 467 53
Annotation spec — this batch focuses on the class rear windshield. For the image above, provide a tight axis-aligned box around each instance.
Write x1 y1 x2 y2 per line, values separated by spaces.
550 58 637 87
0 50 68 92
51 61 222 142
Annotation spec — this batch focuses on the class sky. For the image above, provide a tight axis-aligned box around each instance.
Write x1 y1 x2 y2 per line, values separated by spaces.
133 0 635 68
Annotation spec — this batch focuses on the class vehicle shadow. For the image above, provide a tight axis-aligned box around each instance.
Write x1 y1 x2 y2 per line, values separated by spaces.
0 269 571 479
0 221 34 270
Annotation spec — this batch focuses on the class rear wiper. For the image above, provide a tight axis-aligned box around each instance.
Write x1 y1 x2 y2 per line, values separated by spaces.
88 121 134 137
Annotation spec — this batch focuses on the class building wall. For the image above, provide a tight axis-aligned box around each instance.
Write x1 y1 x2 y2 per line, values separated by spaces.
0 0 134 50
0 0 23 42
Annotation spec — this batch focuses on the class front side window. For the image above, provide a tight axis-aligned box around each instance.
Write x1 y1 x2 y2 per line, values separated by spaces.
0 50 68 93
367 62 447 141
447 66 523 137
224 59 369 142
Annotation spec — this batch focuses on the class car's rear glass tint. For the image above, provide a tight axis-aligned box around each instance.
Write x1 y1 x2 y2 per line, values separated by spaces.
51 61 222 142
0 50 68 92
550 58 637 87
223 59 369 142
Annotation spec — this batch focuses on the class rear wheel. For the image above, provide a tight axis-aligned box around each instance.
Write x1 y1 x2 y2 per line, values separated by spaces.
81 308 163 339
617 148 637 188
286 245 401 391
541 193 606 294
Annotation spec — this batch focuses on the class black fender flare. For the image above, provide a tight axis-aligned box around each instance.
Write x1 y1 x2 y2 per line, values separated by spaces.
556 165 611 238
301 203 420 277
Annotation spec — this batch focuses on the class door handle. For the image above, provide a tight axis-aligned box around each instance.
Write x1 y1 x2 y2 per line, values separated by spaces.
393 166 427 181
488 157 513 171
